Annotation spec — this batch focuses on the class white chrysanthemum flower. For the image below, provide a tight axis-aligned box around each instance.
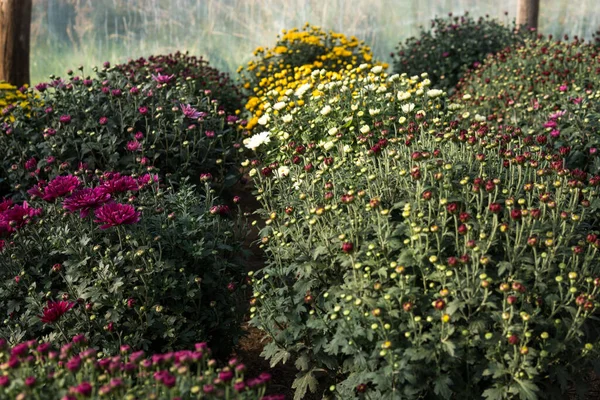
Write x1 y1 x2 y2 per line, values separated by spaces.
360 125 370 134
282 114 293 123
320 105 332 116
369 108 381 116
258 114 270 126
427 89 443 98
371 65 383 74
276 165 290 178
398 116 407 124
463 94 472 100
273 102 286 111
416 89 424 96
388 74 400 82
343 144 353 153
416 110 426 117
295 83 311 98
323 141 335 151
248 168 257 177
401 103 415 113
475 114 486 122
397 91 411 101
422 78 431 87
328 127 338 136
244 131 271 150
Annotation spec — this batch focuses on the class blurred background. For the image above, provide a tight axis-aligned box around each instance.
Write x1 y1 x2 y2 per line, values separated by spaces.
30 0 600 84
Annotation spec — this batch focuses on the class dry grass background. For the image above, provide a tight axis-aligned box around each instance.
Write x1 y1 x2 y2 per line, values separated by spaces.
30 0 600 84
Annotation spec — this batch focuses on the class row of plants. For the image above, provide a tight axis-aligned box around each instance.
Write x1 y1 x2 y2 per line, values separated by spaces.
243 28 600 399
1 53 281 398
0 335 282 399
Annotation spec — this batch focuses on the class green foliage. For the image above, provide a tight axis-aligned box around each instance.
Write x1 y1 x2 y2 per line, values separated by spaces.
392 13 532 90
245 66 600 399
0 176 248 356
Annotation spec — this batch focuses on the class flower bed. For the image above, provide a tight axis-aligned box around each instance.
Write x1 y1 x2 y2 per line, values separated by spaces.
392 13 531 90
0 60 242 197
245 64 600 399
0 173 247 355
0 335 281 399
238 24 386 133
455 36 600 174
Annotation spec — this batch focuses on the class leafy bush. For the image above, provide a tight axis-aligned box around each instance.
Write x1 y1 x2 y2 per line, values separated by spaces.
246 67 600 399
238 25 386 132
0 335 282 400
0 172 248 356
0 61 242 196
392 13 530 90
455 36 600 174
113 52 244 113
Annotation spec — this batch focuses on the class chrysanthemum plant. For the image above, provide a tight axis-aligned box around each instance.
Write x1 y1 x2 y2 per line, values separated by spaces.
237 24 387 133
455 35 600 174
0 172 248 356
246 65 600 399
392 12 533 91
0 59 242 197
0 335 282 400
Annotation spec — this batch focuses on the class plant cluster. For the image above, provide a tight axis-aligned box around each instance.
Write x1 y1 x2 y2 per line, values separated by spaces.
455 36 600 174
0 82 29 122
1 172 248 356
245 63 600 399
113 52 244 113
392 13 531 90
0 60 242 197
238 24 386 133
0 335 282 400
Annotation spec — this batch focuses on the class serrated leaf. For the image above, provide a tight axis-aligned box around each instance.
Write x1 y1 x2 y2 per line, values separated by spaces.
292 369 318 400
514 378 539 400
433 375 453 399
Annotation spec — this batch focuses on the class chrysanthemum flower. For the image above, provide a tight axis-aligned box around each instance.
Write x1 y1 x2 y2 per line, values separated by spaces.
63 187 111 218
40 175 81 202
38 300 75 324
180 104 202 119
94 202 140 229
100 174 139 194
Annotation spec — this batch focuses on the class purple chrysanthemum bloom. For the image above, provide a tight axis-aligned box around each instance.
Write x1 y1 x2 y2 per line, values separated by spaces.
0 201 42 233
94 203 140 229
126 140 142 152
100 174 139 194
151 73 174 84
24 157 37 171
35 82 48 92
42 175 81 202
180 104 201 119
63 187 111 218
59 115 72 124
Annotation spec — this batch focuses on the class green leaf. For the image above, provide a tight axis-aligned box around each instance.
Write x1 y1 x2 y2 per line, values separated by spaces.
292 369 319 400
433 375 453 399
441 339 456 357
514 378 539 400
482 386 506 400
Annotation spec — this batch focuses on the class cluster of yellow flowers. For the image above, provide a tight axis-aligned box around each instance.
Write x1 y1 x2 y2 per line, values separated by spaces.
239 24 388 132
0 81 28 120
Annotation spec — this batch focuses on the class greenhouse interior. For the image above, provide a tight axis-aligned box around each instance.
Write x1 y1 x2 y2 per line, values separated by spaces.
1 0 600 399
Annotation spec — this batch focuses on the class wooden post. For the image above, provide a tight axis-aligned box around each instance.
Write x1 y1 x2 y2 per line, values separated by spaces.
516 0 540 30
0 0 32 86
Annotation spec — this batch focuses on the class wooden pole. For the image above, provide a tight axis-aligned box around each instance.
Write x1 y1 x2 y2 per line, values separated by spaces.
516 0 540 30
0 0 32 86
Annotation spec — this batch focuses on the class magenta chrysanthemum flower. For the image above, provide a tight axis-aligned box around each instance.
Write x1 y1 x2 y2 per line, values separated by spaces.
41 175 81 202
100 174 139 194
0 198 13 212
59 115 72 124
38 300 75 324
63 187 111 218
126 140 142 152
94 203 140 229
0 201 42 234
24 157 37 171
180 104 201 119
151 73 174 84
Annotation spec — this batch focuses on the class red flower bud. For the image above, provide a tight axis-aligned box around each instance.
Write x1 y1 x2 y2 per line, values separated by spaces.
434 299 446 310
508 334 519 345
341 242 354 253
